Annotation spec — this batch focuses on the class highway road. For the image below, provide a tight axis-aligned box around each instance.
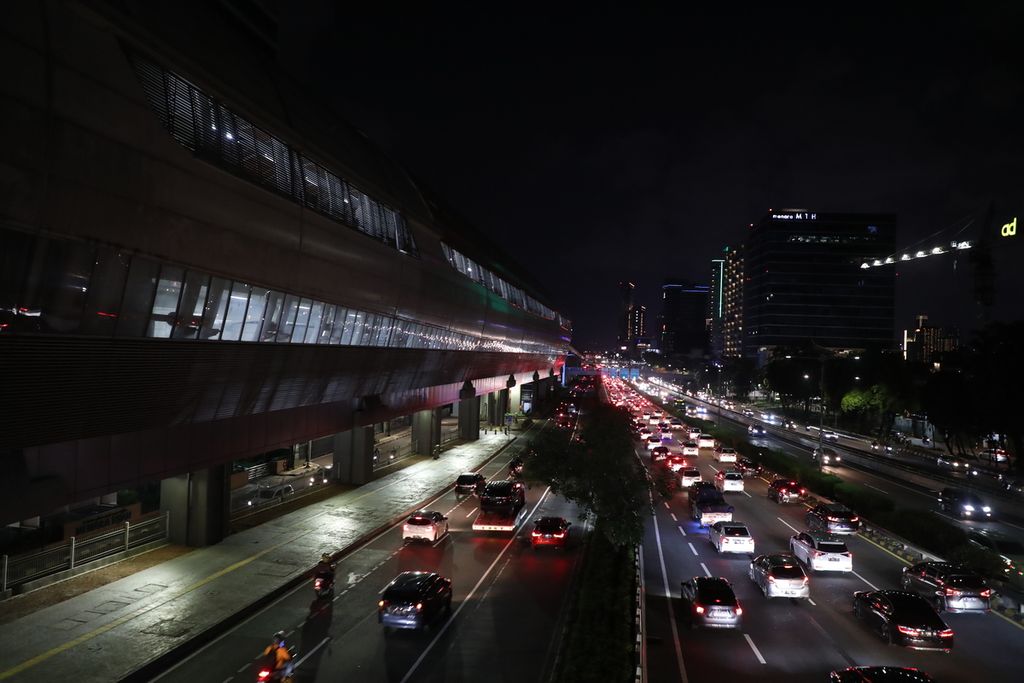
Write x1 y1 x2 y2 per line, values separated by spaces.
634 411 1024 682
152 428 587 683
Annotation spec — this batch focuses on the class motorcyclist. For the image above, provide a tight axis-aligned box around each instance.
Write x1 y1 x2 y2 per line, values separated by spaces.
314 552 335 586
509 456 524 477
262 631 293 679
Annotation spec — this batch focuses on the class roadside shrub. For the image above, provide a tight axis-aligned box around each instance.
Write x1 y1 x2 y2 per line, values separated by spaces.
799 470 843 499
833 482 895 517
873 512 966 556
946 544 1010 581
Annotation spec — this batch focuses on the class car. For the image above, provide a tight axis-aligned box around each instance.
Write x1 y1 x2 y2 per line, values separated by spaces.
646 435 663 450
681 441 699 457
735 457 763 478
747 424 766 436
852 590 953 652
937 487 993 519
767 479 807 504
713 447 738 463
688 480 717 497
782 419 799 430
697 434 716 449
651 445 670 462
708 521 754 554
638 427 652 438
966 530 1024 580
829 666 936 683
454 472 486 494
669 418 685 430
789 531 853 572
742 409 755 417
812 447 842 466
530 516 571 548
479 480 525 512
806 503 860 534
749 553 810 599
688 428 702 441
870 440 895 454
679 468 702 488
402 510 449 543
680 576 742 629
980 448 1010 464
901 561 991 613
256 484 294 503
715 470 745 493
378 571 453 631
666 454 689 472
823 430 840 441
1003 477 1024 496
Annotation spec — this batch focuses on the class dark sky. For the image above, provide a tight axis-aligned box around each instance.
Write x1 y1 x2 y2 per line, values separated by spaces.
278 3 1024 349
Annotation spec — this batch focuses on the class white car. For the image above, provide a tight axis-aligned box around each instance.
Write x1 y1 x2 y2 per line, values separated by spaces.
714 447 738 463
698 434 716 449
680 468 702 488
688 428 702 441
822 431 840 442
681 442 699 457
789 532 853 573
715 470 745 493
708 522 755 554
646 436 662 450
402 510 449 543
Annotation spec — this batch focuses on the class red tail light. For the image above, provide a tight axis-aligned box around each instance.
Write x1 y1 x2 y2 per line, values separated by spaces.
802 576 809 584
378 600 387 609
532 531 542 537
767 575 775 583
415 602 424 611
897 625 921 636
980 589 992 598
850 516 859 522
553 532 566 538
694 604 705 614
258 670 271 680
314 578 323 589
945 588 961 596
735 605 743 616
800 488 807 495
939 629 954 638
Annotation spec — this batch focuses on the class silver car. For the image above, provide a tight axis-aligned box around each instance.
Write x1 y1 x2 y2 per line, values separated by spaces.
901 561 991 613
680 576 742 629
749 553 810 599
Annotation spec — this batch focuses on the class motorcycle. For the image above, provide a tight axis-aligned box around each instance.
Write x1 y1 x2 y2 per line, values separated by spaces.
257 668 293 683
313 573 334 598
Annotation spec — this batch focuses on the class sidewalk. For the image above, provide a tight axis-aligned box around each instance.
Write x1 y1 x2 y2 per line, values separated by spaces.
0 429 521 682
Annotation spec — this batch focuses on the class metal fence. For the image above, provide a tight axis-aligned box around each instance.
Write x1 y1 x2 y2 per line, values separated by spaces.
2 512 170 592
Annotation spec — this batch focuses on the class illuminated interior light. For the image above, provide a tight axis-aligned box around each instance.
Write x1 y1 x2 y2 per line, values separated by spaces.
900 254 911 261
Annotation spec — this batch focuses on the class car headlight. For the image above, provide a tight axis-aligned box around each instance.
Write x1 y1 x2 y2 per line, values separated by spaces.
963 505 975 512
983 506 991 513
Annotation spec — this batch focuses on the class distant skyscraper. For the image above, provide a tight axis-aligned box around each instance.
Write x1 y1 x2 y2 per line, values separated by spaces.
618 281 636 346
661 281 709 358
743 210 896 360
723 245 744 358
629 304 647 341
903 314 959 363
708 258 725 359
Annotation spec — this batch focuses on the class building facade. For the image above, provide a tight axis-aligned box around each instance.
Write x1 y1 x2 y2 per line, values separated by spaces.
742 210 895 360
722 245 744 358
708 259 725 359
903 315 959 364
660 281 709 358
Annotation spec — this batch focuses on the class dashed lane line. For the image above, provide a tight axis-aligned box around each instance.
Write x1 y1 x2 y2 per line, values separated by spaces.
776 516 801 533
852 571 880 591
743 634 767 664
687 542 698 556
700 563 712 577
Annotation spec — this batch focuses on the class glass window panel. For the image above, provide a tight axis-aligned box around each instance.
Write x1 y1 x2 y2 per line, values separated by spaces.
222 281 250 341
148 265 183 338
374 317 391 346
116 256 159 337
80 246 129 336
172 270 208 339
330 306 346 344
317 304 335 343
389 319 406 348
0 228 35 333
347 310 365 346
275 293 300 343
304 301 323 343
241 287 269 341
290 297 311 343
19 239 94 335
199 276 231 340
259 290 284 341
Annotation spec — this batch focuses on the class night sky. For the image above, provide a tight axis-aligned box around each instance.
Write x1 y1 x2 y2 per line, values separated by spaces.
278 3 1024 349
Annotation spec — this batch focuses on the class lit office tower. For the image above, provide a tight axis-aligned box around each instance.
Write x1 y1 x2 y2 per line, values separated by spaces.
618 280 636 345
629 304 647 341
743 210 895 360
722 245 744 358
903 314 959 364
661 281 709 358
708 258 725 359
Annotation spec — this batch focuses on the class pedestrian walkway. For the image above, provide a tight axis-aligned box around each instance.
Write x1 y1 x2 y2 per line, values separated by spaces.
0 429 524 682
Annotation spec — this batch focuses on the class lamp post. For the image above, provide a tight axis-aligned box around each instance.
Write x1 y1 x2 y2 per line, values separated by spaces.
817 355 825 470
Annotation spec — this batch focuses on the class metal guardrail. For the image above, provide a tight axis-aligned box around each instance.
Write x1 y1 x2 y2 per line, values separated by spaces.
634 545 647 683
1 512 170 592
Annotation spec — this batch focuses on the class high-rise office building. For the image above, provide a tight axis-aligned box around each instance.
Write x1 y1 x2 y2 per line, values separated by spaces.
708 259 725 359
618 281 636 346
629 304 647 341
903 314 959 364
722 245 744 358
661 281 709 358
743 210 895 360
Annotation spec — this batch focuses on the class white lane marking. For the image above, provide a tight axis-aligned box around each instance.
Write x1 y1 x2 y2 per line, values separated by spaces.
688 542 698 556
432 533 446 548
743 633 767 664
678 526 687 537
652 501 690 683
776 516 801 533
466 507 478 517
853 571 880 591
864 483 888 494
670 512 677 522
398 488 553 683
742 491 752 498
664 502 671 510
700 562 712 577
808 598 817 606
293 636 330 668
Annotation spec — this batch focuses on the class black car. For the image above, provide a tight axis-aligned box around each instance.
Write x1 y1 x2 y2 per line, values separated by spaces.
479 480 525 512
454 472 486 494
747 424 766 437
901 561 991 613
735 457 763 478
806 503 860 535
829 667 935 683
688 480 717 498
767 479 806 504
679 576 742 629
937 487 993 519
852 590 953 652
378 571 453 631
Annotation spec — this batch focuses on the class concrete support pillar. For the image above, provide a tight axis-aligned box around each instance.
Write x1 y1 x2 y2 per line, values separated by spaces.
160 464 230 547
458 381 480 441
411 408 443 456
332 425 375 485
487 391 498 425
509 382 522 416
497 388 509 427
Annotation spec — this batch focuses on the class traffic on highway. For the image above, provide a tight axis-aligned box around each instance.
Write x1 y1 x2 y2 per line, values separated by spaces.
604 376 1024 683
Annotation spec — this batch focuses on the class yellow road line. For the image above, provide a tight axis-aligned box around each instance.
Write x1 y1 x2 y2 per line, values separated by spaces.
991 608 1024 632
857 533 911 566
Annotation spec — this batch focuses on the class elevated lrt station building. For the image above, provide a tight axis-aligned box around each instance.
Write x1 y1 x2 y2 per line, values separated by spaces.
0 1 569 548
